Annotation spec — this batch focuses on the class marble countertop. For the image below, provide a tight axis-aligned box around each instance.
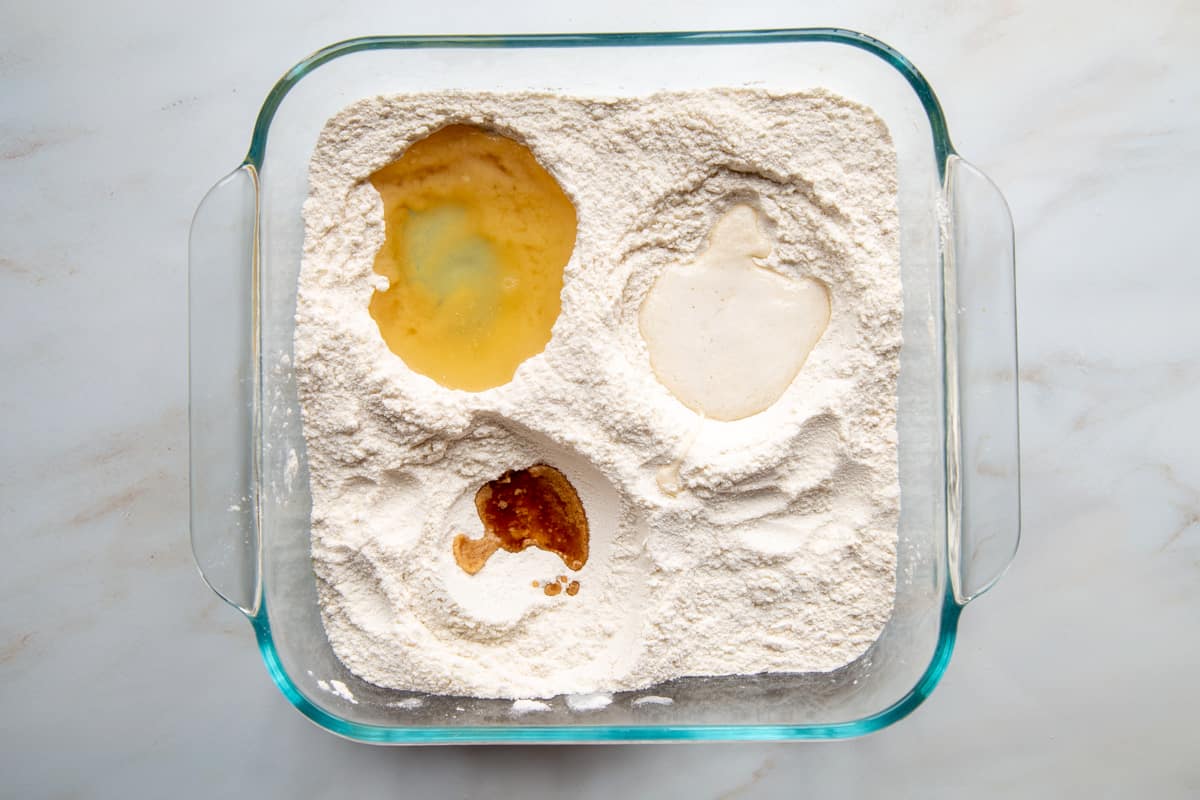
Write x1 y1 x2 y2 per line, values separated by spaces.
2 1 1197 796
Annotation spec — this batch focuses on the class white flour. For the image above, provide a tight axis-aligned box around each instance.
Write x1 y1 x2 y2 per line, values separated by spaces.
295 89 901 700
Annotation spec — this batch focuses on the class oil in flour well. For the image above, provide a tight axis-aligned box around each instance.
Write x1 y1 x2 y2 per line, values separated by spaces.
368 125 577 391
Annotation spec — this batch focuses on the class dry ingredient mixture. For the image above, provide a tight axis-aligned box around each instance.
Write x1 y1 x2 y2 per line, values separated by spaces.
295 89 901 700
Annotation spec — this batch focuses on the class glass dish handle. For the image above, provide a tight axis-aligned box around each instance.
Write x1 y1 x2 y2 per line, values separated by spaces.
188 166 261 616
944 155 1022 605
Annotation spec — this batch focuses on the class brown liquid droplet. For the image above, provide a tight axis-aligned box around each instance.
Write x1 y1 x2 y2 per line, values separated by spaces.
452 464 589 576
557 575 568 584
531 580 540 588
543 582 562 596
565 581 580 596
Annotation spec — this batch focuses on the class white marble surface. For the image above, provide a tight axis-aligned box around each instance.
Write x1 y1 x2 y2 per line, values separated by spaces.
2 0 1197 796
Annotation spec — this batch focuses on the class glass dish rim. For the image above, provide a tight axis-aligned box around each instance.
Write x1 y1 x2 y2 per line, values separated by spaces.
244 27 965 744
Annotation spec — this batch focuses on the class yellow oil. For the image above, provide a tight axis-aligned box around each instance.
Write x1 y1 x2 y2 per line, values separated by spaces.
368 125 577 391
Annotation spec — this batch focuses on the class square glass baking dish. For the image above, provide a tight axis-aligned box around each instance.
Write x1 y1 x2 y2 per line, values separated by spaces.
189 29 1020 743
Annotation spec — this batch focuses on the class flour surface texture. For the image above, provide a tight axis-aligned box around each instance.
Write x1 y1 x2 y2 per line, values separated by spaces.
296 89 902 700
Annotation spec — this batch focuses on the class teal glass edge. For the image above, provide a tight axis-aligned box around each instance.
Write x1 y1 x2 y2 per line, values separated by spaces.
251 598 961 743
241 29 957 172
245 28 963 743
